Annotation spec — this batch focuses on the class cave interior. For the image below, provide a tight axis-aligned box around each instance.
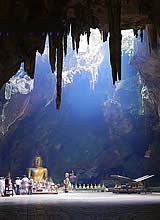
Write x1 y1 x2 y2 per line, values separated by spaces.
0 0 160 184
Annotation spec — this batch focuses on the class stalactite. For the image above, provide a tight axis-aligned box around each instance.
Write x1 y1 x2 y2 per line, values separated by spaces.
87 29 91 45
56 34 63 110
24 51 36 79
71 23 76 50
37 33 47 55
107 0 122 84
103 31 108 42
140 28 144 42
63 23 70 56
72 36 75 50
133 29 138 38
63 33 67 56
76 35 80 54
49 33 57 73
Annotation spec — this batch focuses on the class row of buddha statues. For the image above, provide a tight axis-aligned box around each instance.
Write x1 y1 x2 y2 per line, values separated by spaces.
74 184 106 191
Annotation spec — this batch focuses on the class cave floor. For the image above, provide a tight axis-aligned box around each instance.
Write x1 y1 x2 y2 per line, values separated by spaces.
0 192 160 220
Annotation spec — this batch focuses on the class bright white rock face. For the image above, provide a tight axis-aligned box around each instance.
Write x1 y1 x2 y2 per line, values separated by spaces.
39 29 105 90
63 29 104 89
5 66 34 100
121 29 135 56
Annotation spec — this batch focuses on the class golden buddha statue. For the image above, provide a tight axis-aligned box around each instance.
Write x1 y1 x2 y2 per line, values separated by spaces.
28 155 48 182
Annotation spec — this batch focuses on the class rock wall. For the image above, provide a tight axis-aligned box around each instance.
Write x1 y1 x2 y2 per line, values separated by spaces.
133 28 160 120
132 28 160 178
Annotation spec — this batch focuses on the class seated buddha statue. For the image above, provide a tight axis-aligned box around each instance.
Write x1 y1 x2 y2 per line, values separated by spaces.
28 155 48 182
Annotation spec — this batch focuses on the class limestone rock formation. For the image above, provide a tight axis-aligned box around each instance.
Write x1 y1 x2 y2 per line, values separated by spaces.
133 29 160 120
0 0 159 108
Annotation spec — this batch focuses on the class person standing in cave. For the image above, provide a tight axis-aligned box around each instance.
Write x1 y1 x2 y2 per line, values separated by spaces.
0 177 5 196
69 171 77 190
21 175 29 194
64 173 70 193
28 178 33 195
15 177 21 195
4 176 10 195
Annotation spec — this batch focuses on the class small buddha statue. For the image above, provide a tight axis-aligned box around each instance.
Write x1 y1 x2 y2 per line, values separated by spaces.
86 184 90 189
90 184 93 189
28 155 48 182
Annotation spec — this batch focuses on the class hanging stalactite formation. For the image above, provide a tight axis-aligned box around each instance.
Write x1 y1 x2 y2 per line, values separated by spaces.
56 34 63 110
0 0 159 109
107 0 122 84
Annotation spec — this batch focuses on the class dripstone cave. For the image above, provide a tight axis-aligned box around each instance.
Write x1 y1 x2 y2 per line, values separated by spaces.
0 1 160 219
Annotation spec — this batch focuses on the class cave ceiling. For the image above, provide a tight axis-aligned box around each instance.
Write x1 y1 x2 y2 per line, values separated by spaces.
0 0 160 108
